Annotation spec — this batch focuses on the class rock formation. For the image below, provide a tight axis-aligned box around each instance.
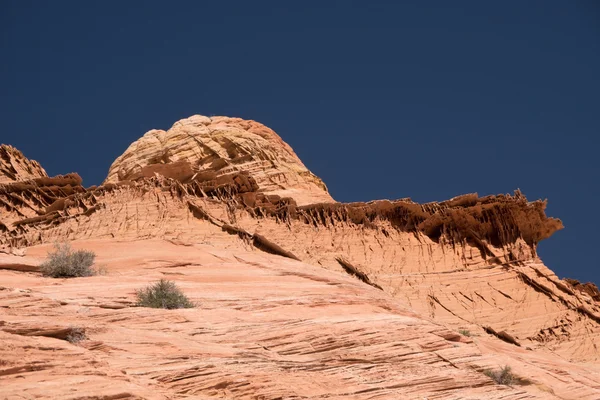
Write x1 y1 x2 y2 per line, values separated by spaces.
1 115 599 399
104 116 333 206
0 145 47 184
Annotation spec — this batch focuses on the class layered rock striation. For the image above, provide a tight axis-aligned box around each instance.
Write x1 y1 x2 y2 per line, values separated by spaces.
104 115 333 205
6 240 595 399
1 115 599 399
0 145 47 184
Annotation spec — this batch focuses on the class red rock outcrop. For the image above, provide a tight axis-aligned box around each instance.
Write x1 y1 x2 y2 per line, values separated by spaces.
104 115 333 206
0 145 47 184
1 115 599 399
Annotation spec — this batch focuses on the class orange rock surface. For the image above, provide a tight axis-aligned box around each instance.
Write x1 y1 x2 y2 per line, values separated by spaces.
104 115 333 206
1 115 599 399
0 145 47 184
2 240 599 399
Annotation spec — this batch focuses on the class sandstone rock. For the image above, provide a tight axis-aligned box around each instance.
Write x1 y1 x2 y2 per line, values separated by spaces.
0 144 47 184
0 173 85 250
104 115 333 206
1 115 599 399
564 278 600 302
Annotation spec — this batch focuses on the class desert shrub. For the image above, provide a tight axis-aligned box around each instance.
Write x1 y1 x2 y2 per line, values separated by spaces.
136 279 194 309
66 326 87 344
40 243 97 278
483 365 530 386
459 329 472 337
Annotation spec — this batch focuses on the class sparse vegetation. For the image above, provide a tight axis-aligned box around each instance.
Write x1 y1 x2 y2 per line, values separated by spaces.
136 279 194 309
66 326 87 344
459 329 472 337
483 365 531 386
40 243 97 278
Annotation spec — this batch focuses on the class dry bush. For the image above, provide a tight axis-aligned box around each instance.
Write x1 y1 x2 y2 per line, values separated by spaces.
40 243 97 278
136 279 194 309
66 326 87 344
484 365 531 386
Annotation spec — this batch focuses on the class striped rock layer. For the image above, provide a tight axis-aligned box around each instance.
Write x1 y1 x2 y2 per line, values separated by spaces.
1 115 598 399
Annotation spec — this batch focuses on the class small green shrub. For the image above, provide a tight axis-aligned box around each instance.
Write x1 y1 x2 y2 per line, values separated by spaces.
136 279 194 309
459 329 472 337
40 243 97 278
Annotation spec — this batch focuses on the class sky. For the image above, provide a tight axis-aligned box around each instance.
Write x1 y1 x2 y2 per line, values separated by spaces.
1 1 599 284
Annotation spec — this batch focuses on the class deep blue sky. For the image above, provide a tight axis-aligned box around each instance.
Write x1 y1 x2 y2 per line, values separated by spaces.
2 1 599 284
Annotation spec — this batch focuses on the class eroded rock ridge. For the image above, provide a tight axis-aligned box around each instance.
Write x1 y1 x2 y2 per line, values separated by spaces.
1 115 599 399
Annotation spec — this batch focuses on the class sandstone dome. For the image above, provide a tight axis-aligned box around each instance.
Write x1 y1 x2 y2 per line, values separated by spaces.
104 115 333 206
